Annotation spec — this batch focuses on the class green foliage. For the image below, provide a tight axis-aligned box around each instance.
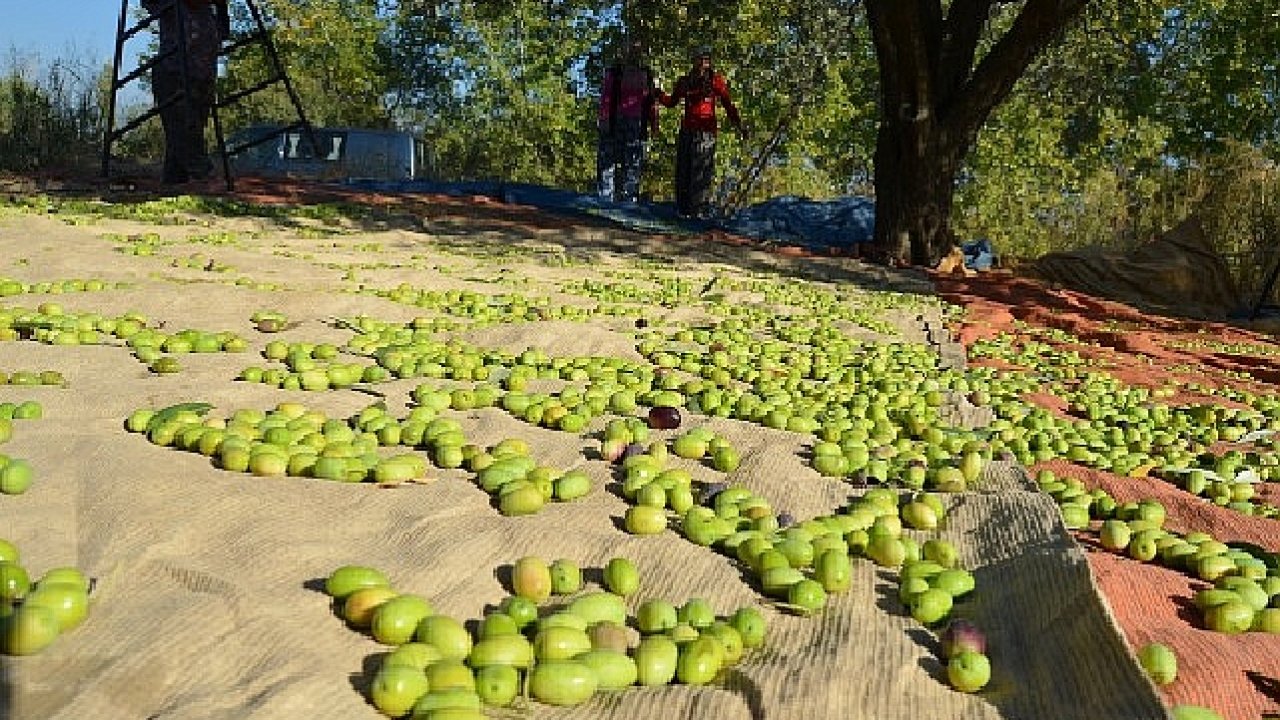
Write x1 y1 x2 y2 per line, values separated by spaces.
372 0 877 199
710 1 877 204
0 57 107 173
220 0 393 131
955 100 1174 260
953 0 1280 262
381 1 604 184
1127 1 1280 158
1190 143 1280 301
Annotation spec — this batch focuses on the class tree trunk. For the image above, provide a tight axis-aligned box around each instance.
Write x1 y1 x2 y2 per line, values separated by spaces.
865 0 958 267
865 0 1091 267
872 112 962 267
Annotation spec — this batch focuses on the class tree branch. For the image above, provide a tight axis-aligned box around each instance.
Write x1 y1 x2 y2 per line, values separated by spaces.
938 0 995 100
942 0 1091 146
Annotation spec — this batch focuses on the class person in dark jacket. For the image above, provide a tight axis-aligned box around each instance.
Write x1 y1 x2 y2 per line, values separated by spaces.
143 0 229 184
659 46 747 218
597 38 661 203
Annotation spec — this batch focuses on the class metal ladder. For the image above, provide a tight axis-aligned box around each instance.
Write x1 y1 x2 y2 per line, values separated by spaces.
101 0 315 190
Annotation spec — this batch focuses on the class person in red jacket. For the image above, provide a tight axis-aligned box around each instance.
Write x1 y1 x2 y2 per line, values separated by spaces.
597 38 661 203
144 0 230 184
659 46 747 218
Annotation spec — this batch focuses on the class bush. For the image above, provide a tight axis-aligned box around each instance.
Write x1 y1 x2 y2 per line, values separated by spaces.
0 57 103 174
1192 143 1280 305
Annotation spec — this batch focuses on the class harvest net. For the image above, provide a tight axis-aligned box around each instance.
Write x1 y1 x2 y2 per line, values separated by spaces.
937 269 1280 720
0 180 1273 720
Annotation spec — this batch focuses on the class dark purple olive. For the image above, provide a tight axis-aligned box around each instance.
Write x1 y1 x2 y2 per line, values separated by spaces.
940 619 987 658
619 443 646 462
776 512 795 528
648 405 682 430
699 481 730 504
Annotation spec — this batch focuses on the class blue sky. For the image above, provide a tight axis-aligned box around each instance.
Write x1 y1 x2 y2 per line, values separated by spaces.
2 2 152 104
2 2 130 66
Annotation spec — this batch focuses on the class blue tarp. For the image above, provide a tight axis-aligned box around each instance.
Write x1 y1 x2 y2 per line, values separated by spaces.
344 179 877 252
720 195 876 251
961 238 996 270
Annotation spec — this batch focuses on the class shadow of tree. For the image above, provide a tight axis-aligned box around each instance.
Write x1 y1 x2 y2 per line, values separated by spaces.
3 177 931 299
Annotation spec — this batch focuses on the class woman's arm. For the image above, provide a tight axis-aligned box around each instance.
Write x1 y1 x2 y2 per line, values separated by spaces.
714 75 745 134
656 76 683 109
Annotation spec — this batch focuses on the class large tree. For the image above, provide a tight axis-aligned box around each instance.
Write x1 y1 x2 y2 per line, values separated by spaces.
864 0 1091 266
